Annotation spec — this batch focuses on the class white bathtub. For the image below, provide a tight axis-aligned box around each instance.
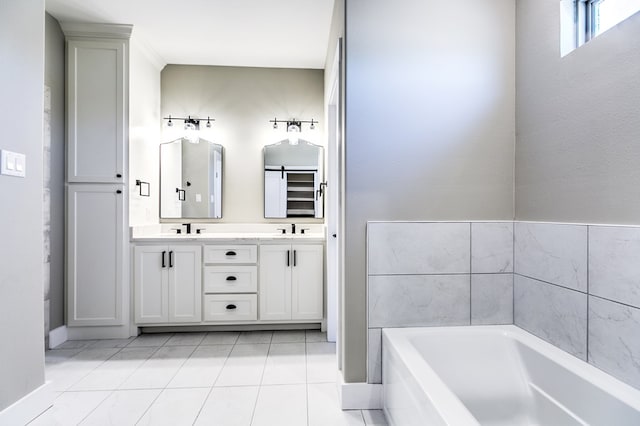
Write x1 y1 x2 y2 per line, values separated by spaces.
382 325 640 426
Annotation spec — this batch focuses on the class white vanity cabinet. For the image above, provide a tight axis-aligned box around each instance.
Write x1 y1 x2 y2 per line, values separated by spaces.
259 244 324 321
134 245 202 324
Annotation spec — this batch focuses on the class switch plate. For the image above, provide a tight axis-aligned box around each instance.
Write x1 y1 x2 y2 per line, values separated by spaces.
1 150 26 178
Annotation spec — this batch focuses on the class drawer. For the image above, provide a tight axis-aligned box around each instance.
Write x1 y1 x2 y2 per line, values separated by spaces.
204 245 257 264
203 294 257 321
204 266 257 293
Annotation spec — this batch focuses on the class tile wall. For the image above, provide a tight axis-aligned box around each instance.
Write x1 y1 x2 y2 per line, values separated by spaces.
514 222 640 390
366 221 514 384
366 220 640 390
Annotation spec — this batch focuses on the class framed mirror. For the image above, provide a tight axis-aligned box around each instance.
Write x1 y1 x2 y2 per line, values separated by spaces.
264 140 324 218
160 138 223 219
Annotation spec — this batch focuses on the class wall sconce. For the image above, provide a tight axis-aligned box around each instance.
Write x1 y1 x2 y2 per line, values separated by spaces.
164 115 215 144
135 179 150 197
269 118 317 145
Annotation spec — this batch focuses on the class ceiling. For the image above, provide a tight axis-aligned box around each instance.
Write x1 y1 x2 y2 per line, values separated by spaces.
45 0 335 69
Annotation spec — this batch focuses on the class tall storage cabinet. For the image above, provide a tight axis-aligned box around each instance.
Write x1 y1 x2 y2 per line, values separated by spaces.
62 24 132 329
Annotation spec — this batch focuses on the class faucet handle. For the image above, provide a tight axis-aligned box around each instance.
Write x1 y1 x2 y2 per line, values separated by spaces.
300 228 311 234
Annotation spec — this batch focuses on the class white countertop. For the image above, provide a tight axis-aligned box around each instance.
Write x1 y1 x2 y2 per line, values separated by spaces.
130 223 326 242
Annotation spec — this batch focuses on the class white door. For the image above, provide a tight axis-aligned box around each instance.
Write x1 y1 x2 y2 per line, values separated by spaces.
67 39 126 183
134 245 168 324
259 245 292 320
67 184 124 325
292 244 324 320
264 170 287 218
168 245 202 323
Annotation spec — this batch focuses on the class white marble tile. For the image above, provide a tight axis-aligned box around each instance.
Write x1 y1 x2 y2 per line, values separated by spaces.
368 222 470 275
262 343 306 385
514 275 587 359
306 330 328 342
119 346 195 389
28 391 111 426
588 296 640 389
251 384 308 426
70 347 157 391
308 383 366 426
165 332 206 346
362 409 389 425
471 222 513 273
127 333 173 347
201 331 239 345
271 330 306 343
194 386 259 426
307 342 338 383
46 348 121 391
167 344 232 388
54 340 97 350
471 274 513 325
79 389 160 426
368 275 471 328
214 344 269 386
45 349 83 365
368 329 382 384
236 330 273 344
514 222 587 292
589 225 640 308
136 388 209 426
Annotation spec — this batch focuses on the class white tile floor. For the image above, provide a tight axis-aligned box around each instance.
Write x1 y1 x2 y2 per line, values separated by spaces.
30 330 388 426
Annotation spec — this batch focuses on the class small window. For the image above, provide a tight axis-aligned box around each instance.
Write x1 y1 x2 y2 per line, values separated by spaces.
561 0 640 56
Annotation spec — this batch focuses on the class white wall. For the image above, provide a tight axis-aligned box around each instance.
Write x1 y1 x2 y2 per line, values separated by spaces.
129 39 163 226
344 0 515 382
516 1 640 223
0 0 46 411
160 65 324 223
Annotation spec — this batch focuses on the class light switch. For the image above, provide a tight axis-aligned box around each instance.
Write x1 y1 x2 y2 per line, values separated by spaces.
1 150 26 178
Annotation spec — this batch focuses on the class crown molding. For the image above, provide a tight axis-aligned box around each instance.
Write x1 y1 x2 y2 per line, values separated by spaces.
61 22 133 40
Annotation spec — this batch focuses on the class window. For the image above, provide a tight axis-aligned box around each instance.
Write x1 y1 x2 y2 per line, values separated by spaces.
561 0 640 55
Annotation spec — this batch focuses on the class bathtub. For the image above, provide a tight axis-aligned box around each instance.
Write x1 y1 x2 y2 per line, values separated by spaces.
382 325 640 426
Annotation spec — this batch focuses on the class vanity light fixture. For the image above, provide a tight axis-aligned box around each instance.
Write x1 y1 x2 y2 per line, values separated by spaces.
269 117 318 145
163 115 215 144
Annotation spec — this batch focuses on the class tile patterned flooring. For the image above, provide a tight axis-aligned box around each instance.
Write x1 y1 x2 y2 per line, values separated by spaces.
30 330 388 426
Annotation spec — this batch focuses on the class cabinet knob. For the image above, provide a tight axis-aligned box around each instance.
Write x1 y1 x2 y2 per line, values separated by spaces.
226 304 237 310
116 189 122 194
116 173 122 178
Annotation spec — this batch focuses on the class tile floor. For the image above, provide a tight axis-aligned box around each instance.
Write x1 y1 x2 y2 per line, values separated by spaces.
30 330 388 426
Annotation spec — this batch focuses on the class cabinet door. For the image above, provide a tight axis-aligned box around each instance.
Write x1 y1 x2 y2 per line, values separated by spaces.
291 244 324 320
168 245 202 323
134 246 168 324
259 245 292 320
67 184 124 325
67 39 127 183
264 170 287 218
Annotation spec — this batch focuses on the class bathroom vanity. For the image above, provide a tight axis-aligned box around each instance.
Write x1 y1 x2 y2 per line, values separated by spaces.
131 225 325 328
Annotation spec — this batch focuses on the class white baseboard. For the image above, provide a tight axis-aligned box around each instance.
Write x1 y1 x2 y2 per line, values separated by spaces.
0 382 54 425
338 372 383 409
67 325 132 340
48 325 68 349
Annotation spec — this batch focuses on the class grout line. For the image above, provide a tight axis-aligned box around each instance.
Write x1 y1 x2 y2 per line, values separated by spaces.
514 273 587 296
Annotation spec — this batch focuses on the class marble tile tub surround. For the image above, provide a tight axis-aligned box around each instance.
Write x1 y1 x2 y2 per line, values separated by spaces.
514 222 640 390
366 221 515 384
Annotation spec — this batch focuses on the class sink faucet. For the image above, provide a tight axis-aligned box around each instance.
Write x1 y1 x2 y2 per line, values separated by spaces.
182 223 192 234
291 223 296 234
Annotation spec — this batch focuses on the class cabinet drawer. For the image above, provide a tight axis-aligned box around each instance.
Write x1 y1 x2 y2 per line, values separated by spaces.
204 266 257 293
203 294 257 321
204 245 257 264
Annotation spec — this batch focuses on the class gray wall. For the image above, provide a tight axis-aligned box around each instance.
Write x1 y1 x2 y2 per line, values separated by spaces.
161 65 324 223
516 1 640 223
45 13 66 333
0 0 46 410
344 0 515 382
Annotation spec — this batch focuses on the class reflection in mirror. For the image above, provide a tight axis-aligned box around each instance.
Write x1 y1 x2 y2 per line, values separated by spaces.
160 138 223 219
264 140 324 218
